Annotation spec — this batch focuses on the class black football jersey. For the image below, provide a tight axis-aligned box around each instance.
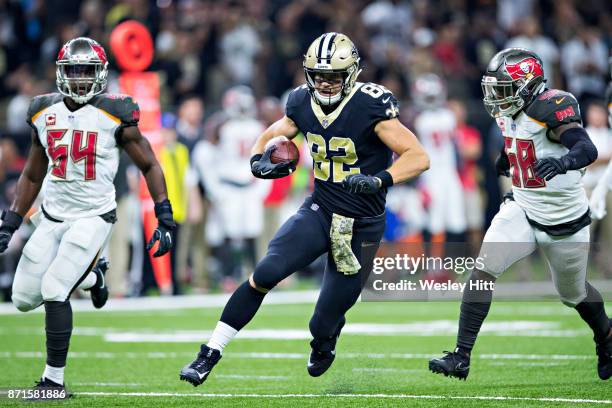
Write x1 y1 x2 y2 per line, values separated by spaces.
285 82 399 218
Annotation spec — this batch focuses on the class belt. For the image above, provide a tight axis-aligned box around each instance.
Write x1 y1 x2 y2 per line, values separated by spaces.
41 205 117 224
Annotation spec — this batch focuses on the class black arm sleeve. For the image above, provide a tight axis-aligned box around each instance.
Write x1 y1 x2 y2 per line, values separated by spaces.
559 126 598 170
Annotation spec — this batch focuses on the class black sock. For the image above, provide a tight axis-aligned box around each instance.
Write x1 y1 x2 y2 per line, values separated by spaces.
575 282 611 343
456 270 496 354
44 300 73 367
219 281 266 331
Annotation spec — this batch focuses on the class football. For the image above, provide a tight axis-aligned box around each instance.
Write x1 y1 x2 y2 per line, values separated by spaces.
265 136 300 165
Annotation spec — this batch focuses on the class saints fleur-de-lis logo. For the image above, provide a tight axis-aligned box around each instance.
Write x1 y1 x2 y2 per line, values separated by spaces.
386 102 399 118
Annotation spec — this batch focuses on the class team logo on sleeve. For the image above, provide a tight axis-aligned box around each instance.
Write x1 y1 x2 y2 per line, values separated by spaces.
555 106 575 121
45 113 56 126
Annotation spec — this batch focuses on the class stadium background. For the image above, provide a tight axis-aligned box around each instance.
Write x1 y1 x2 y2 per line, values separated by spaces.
0 0 610 299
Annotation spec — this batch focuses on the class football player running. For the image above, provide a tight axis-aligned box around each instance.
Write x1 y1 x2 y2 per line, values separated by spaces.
429 48 612 381
0 38 175 396
180 32 429 386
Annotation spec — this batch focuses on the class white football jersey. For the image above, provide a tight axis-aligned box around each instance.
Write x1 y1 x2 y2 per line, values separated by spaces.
497 89 588 226
27 93 140 220
414 107 458 173
217 117 265 185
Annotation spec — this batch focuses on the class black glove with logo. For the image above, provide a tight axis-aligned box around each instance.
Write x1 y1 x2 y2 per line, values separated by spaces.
342 174 383 194
0 210 23 254
250 146 295 179
535 156 571 181
146 199 176 257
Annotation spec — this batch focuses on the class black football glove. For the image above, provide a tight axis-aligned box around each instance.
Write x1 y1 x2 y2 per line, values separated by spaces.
251 146 295 179
342 174 382 194
535 156 571 181
146 200 176 257
495 152 510 177
0 210 23 254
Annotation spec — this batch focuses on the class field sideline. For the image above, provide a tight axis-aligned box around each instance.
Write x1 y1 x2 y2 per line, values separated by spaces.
0 293 610 407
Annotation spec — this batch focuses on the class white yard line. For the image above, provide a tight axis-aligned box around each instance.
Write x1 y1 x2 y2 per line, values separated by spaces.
0 351 594 360
74 391 612 404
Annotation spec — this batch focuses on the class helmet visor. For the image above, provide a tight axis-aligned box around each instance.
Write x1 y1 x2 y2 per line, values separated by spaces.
57 61 103 98
481 76 521 118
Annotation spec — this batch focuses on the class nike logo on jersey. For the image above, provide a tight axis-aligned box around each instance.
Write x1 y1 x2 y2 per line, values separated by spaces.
555 97 566 105
382 96 391 104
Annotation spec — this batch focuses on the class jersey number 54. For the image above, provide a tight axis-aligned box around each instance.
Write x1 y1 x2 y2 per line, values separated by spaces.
47 129 97 180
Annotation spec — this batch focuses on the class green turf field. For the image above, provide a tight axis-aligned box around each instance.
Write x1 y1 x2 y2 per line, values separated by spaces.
0 298 610 407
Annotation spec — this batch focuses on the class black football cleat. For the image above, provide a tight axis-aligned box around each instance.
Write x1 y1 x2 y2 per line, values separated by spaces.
596 332 612 380
27 377 72 400
88 257 109 309
307 318 345 377
429 349 470 380
180 344 222 386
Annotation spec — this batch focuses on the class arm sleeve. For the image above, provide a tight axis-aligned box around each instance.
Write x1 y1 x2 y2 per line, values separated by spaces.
559 126 598 170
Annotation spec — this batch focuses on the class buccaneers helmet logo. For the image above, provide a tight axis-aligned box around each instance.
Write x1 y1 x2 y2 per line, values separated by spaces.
505 57 543 81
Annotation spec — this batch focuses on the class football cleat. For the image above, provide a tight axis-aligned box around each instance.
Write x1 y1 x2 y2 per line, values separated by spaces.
179 344 222 386
429 349 470 380
27 377 72 400
88 257 109 309
307 318 345 377
596 326 612 380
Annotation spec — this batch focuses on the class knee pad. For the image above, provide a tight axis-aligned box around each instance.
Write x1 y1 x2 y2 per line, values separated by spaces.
11 293 40 312
558 286 587 308
251 255 286 290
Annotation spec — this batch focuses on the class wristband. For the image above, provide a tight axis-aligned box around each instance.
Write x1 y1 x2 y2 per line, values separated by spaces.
0 210 23 232
374 170 394 188
154 199 173 217
250 154 263 166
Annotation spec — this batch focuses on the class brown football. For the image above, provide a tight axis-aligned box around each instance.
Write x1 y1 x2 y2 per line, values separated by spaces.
265 136 300 165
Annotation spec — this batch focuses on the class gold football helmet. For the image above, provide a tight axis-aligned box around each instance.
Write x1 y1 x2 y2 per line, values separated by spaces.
303 32 361 106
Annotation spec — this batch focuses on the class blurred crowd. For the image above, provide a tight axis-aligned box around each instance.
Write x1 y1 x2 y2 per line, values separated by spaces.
0 0 611 298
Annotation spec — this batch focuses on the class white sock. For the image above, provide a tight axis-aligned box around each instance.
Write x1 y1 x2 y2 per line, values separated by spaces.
43 364 65 385
207 321 238 354
78 272 97 290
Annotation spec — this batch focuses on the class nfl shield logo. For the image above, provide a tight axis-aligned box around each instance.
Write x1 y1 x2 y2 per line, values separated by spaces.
322 119 329 128
511 123 516 131
45 114 56 126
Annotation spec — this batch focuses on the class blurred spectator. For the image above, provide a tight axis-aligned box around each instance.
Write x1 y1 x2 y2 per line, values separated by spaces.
560 26 608 105
219 2 261 85
413 74 466 242
505 16 560 88
448 99 483 254
203 86 270 292
583 102 612 277
176 96 205 152
158 123 191 294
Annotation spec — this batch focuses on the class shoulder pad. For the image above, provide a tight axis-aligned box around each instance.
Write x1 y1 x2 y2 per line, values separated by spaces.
285 85 309 120
27 93 63 125
90 93 140 126
525 89 581 128
358 82 400 122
